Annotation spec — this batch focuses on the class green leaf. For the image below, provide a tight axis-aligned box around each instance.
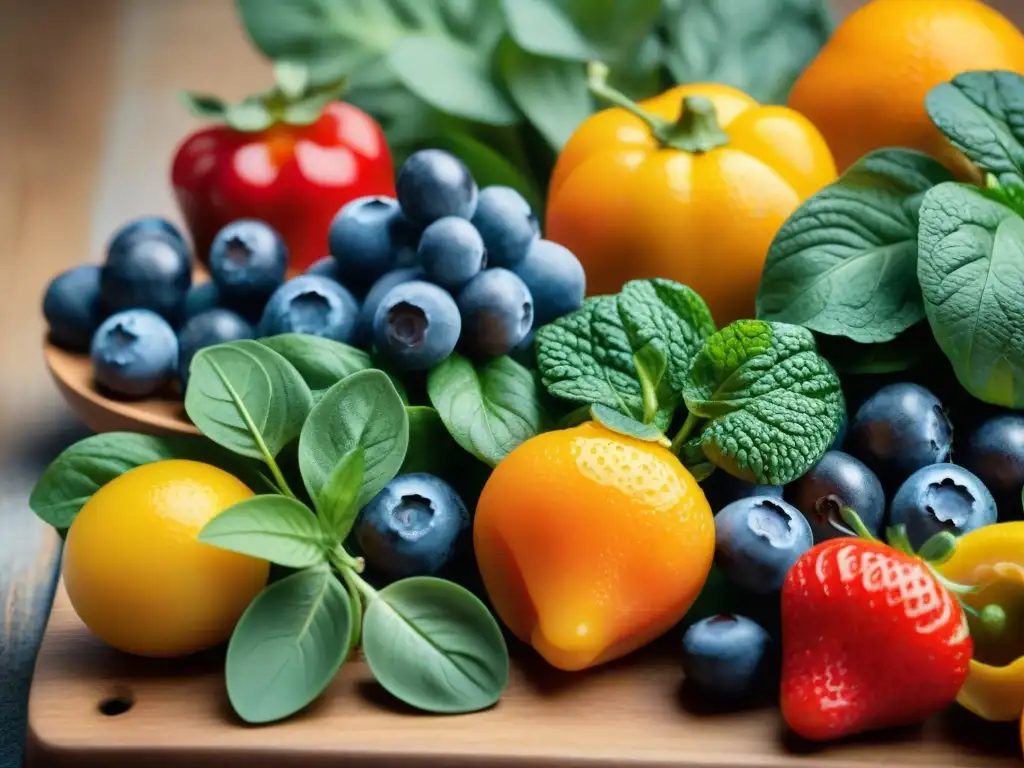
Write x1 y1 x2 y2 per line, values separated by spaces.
682 320 845 485
918 182 1024 409
401 406 461 475
316 447 365 542
500 0 593 61
199 495 326 568
226 566 351 724
590 404 670 447
388 36 519 126
498 37 591 151
178 91 227 119
815 324 934 376
225 97 275 132
632 340 672 424
925 71 1024 189
535 279 715 425
273 59 310 98
756 149 954 343
185 340 313 461
558 0 661 66
361 576 509 713
427 354 547 467
662 0 833 104
299 369 409 509
259 334 372 392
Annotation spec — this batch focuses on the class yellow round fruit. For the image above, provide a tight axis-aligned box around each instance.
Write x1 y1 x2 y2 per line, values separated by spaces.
63 459 270 658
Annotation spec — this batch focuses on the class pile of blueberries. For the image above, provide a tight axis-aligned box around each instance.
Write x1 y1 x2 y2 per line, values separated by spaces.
42 148 585 399
682 382 1024 701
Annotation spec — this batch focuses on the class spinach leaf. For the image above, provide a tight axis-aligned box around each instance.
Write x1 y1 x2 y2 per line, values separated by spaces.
427 354 547 467
184 340 313 461
535 279 714 424
361 576 509 713
682 320 845 485
661 0 833 104
401 406 461 476
757 149 953 343
259 334 371 391
198 495 327 568
500 0 593 61
225 566 351 724
925 71 1024 189
299 369 409 509
917 182 1024 408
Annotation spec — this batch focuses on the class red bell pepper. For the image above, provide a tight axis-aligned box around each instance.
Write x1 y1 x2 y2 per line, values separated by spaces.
170 80 395 274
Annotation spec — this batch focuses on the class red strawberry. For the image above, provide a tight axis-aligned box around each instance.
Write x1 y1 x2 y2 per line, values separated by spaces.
780 537 972 741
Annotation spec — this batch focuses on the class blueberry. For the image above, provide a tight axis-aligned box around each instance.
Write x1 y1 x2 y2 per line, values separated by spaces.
353 473 469 581
43 265 105 352
177 309 255 388
373 281 461 371
700 473 783 514
395 149 478 228
510 239 586 326
963 415 1024 520
714 496 813 594
470 185 538 268
889 463 997 549
258 275 359 342
846 383 953 493
209 219 288 303
183 281 221 321
328 196 418 291
784 451 886 542
681 614 773 700
418 217 486 291
457 268 534 357
90 309 178 398
108 216 187 255
101 221 192 320
355 267 424 346
305 256 341 281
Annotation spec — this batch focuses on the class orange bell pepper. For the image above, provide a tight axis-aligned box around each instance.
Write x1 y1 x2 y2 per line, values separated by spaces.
546 63 837 327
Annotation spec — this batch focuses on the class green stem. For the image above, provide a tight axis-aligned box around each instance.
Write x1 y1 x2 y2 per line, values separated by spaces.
587 62 669 136
331 546 365 575
264 454 298 501
671 412 702 454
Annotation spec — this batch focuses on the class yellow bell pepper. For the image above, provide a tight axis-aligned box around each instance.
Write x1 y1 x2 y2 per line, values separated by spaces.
545 63 837 327
939 521 1024 722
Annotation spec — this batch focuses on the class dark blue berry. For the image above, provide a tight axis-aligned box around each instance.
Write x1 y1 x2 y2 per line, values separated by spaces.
889 463 997 549
258 275 359 342
785 451 886 543
418 216 486 291
90 309 178 398
373 281 461 371
395 149 478 228
714 496 812 594
177 309 255 388
470 185 538 268
43 265 105 352
512 239 585 325
457 268 533 357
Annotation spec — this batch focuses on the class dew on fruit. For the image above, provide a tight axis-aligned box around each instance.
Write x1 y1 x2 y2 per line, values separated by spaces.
386 302 427 348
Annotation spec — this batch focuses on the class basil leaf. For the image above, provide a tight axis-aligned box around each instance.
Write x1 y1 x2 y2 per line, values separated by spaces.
226 566 351 724
388 36 518 126
559 0 661 66
590 404 670 447
756 149 953 343
199 495 326 568
361 576 509 713
401 406 461 476
427 354 547 467
536 279 714 424
185 340 313 461
918 182 1024 409
317 447 365 542
925 71 1024 189
500 0 593 61
29 433 264 530
299 369 409 508
498 37 591 151
682 320 845 485
259 334 371 391
662 0 832 104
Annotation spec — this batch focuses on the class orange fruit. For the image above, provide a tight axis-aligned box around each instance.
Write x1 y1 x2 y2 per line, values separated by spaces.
473 422 715 671
63 459 270 658
789 0 1024 175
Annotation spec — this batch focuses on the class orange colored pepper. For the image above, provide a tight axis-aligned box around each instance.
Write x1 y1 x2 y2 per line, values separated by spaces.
545 64 837 327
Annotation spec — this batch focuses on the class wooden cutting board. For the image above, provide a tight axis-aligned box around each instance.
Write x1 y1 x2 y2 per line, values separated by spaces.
26 580 1022 768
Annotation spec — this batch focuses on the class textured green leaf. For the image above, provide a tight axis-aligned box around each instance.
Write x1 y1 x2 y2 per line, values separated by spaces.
683 320 845 485
918 182 1024 408
756 149 953 343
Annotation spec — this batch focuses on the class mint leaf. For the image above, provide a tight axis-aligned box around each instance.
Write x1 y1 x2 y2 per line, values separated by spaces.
925 71 1024 189
535 279 714 425
683 320 845 485
756 149 953 343
199 495 326 568
918 182 1024 409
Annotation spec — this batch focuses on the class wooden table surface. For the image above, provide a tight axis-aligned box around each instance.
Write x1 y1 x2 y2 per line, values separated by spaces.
2 1 1021 767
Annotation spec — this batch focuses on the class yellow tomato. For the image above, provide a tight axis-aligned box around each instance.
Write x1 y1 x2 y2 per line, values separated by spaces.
63 459 269 658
